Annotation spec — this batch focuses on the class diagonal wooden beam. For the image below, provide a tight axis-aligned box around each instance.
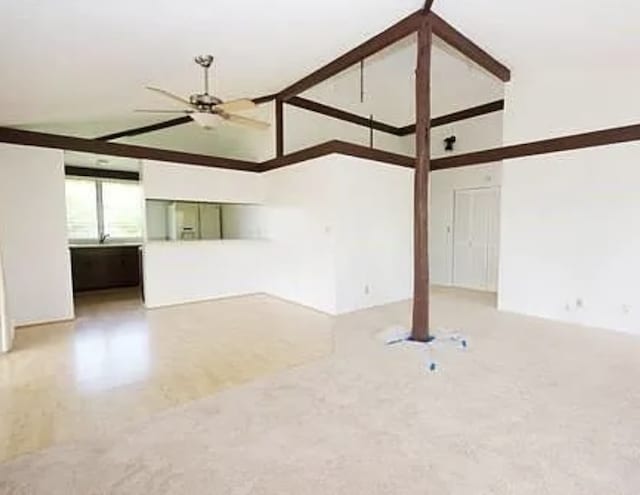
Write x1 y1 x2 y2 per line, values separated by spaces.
431 123 640 171
96 116 192 141
430 13 510 82
0 127 260 171
279 11 423 100
252 93 278 105
398 99 505 135
287 97 403 135
260 140 414 172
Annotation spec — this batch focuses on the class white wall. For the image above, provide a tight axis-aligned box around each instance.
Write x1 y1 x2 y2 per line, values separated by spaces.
143 240 266 308
262 157 340 313
143 160 263 203
0 144 74 326
333 157 413 313
141 160 266 308
263 154 414 315
499 67 640 334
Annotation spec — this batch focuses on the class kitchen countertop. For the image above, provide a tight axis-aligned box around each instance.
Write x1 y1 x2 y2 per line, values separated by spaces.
69 243 143 249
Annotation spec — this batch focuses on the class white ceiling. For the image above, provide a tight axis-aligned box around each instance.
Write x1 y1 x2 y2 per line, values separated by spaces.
1 1 637 144
0 0 424 127
435 0 640 72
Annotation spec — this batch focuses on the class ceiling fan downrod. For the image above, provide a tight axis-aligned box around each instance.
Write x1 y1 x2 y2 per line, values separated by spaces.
195 54 214 95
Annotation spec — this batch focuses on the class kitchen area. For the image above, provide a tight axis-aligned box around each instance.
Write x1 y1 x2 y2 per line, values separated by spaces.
64 154 144 300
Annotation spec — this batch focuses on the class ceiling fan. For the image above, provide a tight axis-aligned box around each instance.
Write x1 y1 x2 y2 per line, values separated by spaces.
137 55 270 131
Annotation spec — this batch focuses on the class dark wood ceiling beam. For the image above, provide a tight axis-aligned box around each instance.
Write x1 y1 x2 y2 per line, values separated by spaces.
260 140 413 172
278 10 510 100
398 99 505 135
261 123 640 173
97 94 277 142
430 13 510 82
331 140 414 167
431 123 640 171
252 93 279 105
65 166 140 181
0 127 260 172
4 124 639 175
92 96 504 144
287 97 403 136
96 116 192 141
279 11 423 100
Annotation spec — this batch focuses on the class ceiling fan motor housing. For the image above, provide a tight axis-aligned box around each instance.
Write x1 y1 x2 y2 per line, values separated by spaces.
190 93 223 112
194 55 214 68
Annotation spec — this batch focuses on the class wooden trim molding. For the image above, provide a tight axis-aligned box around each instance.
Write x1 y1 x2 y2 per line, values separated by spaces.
430 123 640 171
279 11 423 100
287 97 403 135
0 127 260 172
286 97 505 137
399 99 505 135
2 124 639 175
430 13 510 82
260 140 413 171
260 123 640 173
65 166 140 181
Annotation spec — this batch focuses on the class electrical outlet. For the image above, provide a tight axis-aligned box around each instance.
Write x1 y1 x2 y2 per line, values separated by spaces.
622 304 631 315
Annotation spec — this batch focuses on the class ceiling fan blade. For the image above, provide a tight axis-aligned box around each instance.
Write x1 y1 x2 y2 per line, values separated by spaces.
223 113 270 130
145 86 194 108
134 109 193 114
215 98 257 113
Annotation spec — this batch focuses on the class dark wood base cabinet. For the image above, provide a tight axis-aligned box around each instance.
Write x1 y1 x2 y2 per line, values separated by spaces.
70 246 141 293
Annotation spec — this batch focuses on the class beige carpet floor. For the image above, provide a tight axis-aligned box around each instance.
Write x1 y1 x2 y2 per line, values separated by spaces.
1 288 639 494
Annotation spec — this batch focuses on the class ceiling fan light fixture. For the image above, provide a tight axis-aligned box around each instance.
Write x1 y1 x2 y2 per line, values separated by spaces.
191 112 220 129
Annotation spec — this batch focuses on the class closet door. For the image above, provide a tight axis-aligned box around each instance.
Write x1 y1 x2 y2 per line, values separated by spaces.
485 188 500 292
453 189 476 289
452 187 499 291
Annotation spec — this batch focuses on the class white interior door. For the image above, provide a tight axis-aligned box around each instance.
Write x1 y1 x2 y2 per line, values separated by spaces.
452 187 500 292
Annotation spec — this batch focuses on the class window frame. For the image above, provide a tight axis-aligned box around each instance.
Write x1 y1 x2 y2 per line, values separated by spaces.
66 176 143 245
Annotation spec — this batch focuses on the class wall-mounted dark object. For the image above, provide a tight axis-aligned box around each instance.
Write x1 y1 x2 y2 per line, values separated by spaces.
444 135 457 152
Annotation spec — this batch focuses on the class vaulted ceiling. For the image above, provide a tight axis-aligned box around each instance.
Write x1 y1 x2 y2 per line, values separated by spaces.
1 1 637 150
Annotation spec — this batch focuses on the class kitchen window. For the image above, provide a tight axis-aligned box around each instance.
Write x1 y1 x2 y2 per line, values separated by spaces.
65 177 143 243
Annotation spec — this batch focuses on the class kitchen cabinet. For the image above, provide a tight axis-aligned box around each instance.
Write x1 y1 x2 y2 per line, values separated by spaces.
70 245 141 292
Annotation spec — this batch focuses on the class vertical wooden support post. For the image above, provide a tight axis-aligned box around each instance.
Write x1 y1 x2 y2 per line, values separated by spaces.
411 16 432 342
275 97 284 157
